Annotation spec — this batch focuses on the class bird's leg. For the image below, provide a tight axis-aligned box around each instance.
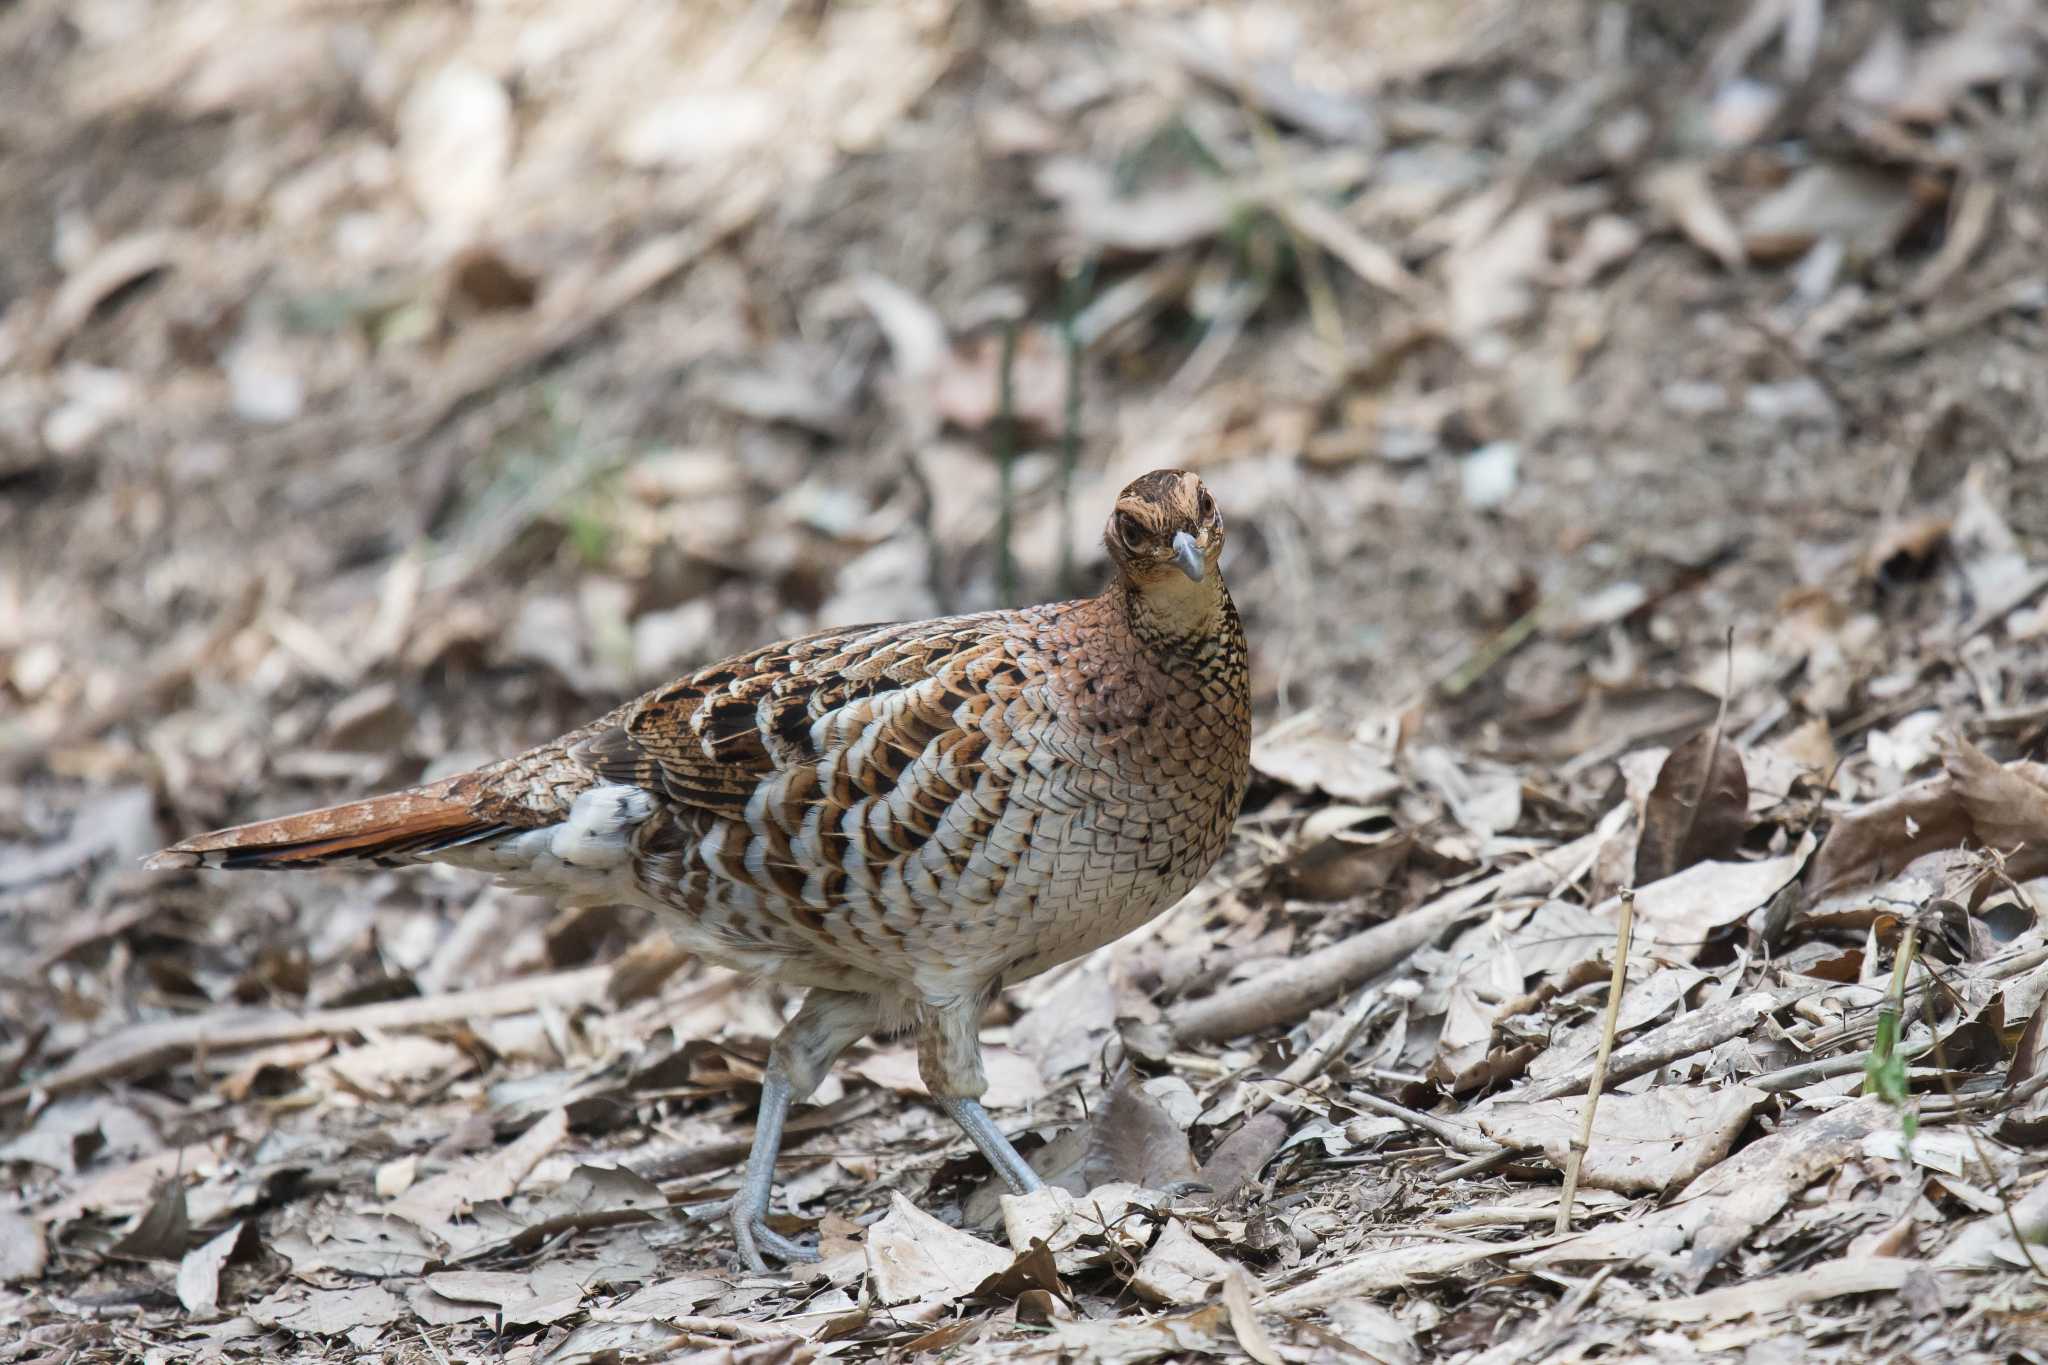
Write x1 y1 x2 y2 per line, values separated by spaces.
733 989 879 1272
919 999 1044 1197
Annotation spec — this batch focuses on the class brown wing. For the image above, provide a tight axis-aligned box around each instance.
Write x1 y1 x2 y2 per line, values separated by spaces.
574 613 1013 820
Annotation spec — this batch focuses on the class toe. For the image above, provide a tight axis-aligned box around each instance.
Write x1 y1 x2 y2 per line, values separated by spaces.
751 1220 820 1264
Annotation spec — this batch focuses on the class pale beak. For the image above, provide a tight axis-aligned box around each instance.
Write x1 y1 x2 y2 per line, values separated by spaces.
1171 530 1206 582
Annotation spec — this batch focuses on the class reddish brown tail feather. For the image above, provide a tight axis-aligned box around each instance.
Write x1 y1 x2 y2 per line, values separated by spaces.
145 777 510 871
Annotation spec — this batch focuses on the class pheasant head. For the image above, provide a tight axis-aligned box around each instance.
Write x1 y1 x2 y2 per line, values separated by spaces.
1106 468 1230 640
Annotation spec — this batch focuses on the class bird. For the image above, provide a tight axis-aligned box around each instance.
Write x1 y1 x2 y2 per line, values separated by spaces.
148 468 1252 1271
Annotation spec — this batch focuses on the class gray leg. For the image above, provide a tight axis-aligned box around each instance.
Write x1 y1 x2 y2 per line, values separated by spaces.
919 997 1044 1196
939 1096 1044 1195
732 990 879 1272
732 1072 814 1269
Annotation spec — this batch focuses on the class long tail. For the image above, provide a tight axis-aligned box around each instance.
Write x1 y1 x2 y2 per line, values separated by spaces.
144 774 517 871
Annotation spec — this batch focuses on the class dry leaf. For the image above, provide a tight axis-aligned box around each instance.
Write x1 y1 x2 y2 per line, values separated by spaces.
1630 1258 1915 1324
1531 1097 1892 1284
1476 1086 1766 1194
1642 162 1745 270
248 1284 405 1336
864 1192 1013 1307
1199 1112 1291 1203
43 231 180 354
1445 203 1552 342
1131 1218 1231 1306
1944 737 2048 859
1634 728 1750 885
176 1221 251 1315
1807 774 1972 901
1081 1068 1199 1190
1001 1183 1161 1275
1409 745 1523 841
387 1107 568 1230
930 326 1069 438
272 1212 442 1280
108 1181 192 1262
413 1265 592 1327
1627 837 1812 956
1850 8 2041 123
1268 1240 1542 1311
0 1212 47 1285
1223 1266 1281 1365
589 1274 732 1322
1044 1304 1235 1362
1251 729 1400 804
1811 743 2048 902
1936 1179 2048 1271
1741 164 1925 264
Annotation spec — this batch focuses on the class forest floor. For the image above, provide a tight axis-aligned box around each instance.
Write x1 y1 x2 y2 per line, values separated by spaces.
5 0 2048 1360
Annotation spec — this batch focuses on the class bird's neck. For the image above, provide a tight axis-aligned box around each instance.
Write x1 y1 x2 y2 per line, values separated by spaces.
1114 572 1232 656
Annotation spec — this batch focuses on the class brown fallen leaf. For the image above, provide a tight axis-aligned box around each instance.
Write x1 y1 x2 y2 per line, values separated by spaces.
1528 1096 1892 1286
1936 1174 2048 1272
448 245 538 313
412 1265 591 1328
1806 773 1972 901
1250 723 1401 804
1624 838 1811 958
1810 742 2048 902
1475 1085 1767 1195
969 1236 1070 1307
41 230 182 358
176 1220 253 1315
1740 163 1927 264
1081 1067 1199 1190
930 325 1069 438
1629 1257 1915 1324
272 1212 443 1280
1001 1184 1162 1277
1131 1218 1231 1306
586 1273 732 1323
864 1192 1013 1307
1635 727 1750 885
1641 162 1745 271
387 1106 569 1232
1944 736 2048 859
247 1284 405 1336
1444 201 1553 342
1198 1110 1290 1202
1267 1239 1549 1312
1850 9 2041 123
107 1180 192 1262
1044 1303 1234 1361
1224 1266 1282 1365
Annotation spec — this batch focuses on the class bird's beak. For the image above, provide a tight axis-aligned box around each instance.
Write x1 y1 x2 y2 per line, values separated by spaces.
1171 530 1206 582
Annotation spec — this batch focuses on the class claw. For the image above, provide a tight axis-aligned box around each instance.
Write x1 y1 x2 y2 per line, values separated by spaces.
733 1209 819 1272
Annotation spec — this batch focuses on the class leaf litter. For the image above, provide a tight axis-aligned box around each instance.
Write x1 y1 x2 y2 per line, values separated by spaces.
6 0 2048 1360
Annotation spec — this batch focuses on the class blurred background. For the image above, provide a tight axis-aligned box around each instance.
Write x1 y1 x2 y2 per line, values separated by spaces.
5 0 2045 826
4 0 2048 1346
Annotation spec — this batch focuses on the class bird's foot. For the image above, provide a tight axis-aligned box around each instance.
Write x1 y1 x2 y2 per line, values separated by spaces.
733 1208 820 1273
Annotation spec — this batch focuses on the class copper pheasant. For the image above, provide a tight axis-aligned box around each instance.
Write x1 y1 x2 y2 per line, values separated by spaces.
148 468 1252 1269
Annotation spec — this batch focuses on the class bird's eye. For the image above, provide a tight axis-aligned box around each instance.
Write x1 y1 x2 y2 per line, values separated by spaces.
1197 489 1216 519
1115 510 1146 546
